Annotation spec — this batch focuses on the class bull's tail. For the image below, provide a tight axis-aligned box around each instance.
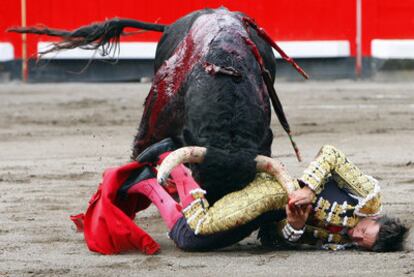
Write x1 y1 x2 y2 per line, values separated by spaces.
7 18 166 57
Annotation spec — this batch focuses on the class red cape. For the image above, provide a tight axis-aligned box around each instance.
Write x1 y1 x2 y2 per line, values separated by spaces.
70 161 160 255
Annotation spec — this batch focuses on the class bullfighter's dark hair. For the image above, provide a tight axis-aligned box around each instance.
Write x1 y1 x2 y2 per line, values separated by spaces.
8 18 165 57
372 215 409 252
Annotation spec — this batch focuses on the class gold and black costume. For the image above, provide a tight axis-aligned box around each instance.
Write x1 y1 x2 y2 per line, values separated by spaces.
183 173 291 235
182 145 382 249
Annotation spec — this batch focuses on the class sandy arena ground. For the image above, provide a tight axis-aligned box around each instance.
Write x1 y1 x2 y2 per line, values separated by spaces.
0 81 413 276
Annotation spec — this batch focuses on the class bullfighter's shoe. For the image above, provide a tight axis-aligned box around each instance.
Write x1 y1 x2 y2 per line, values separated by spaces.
136 137 177 164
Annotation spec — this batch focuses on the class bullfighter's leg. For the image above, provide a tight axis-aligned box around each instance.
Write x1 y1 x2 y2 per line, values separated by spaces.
126 170 260 251
180 173 288 235
299 145 381 216
169 164 203 208
128 166 287 250
128 178 182 230
129 165 288 236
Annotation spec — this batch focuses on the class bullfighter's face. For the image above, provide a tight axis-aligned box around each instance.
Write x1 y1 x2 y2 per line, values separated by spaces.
347 217 380 249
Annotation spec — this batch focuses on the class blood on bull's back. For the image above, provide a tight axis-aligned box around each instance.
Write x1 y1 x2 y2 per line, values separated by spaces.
8 7 304 204
133 8 277 203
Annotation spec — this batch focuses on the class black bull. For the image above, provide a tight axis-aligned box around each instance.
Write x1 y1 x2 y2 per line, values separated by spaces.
9 7 307 203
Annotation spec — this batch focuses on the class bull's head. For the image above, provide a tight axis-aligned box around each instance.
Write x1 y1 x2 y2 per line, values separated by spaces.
157 146 298 194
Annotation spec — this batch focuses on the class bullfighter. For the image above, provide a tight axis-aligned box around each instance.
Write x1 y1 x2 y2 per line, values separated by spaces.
127 142 408 252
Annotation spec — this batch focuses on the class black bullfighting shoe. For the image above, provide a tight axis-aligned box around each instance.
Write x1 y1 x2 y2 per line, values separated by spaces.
136 138 178 164
117 166 156 201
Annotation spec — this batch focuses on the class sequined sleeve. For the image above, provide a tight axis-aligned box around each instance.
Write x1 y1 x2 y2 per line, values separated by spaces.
275 219 314 246
299 145 381 216
275 219 351 249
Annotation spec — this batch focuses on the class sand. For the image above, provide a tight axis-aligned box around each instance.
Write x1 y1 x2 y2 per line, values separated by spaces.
0 81 413 276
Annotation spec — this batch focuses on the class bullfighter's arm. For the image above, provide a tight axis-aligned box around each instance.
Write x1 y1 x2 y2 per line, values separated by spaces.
271 199 351 248
273 219 350 248
298 145 382 217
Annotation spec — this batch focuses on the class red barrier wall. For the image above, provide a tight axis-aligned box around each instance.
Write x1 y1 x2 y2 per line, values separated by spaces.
1 0 414 59
0 1 22 56
363 0 414 55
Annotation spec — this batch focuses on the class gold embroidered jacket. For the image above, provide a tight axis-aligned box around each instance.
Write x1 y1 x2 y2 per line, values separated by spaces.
276 145 382 248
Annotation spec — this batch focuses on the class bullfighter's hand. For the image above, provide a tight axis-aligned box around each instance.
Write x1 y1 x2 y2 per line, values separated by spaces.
288 186 315 206
286 203 312 230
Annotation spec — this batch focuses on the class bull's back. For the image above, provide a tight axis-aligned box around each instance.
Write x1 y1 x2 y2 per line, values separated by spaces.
180 9 273 154
132 8 275 162
155 8 275 78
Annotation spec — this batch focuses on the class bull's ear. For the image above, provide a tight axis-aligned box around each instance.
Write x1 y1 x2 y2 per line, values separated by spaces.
136 138 177 163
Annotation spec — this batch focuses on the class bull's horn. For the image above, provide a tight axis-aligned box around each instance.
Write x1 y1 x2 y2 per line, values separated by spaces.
157 146 207 185
255 155 297 193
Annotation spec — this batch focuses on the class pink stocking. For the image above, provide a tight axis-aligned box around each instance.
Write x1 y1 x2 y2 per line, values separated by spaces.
169 165 203 207
128 178 182 230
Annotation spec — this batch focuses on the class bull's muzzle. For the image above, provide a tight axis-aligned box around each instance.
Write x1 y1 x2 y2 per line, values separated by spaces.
157 146 297 193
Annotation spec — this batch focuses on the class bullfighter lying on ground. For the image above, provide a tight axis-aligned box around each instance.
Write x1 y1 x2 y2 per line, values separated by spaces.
125 141 408 252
